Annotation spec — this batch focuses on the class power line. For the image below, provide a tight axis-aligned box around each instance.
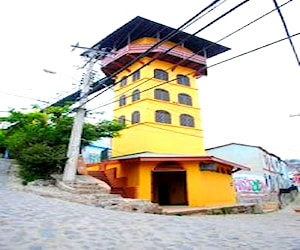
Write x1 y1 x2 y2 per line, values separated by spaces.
80 0 233 107
0 91 50 104
208 32 300 68
51 0 228 110
272 0 300 66
90 31 300 114
89 0 292 112
111 114 205 139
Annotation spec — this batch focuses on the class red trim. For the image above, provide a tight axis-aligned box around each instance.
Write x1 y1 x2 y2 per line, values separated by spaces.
127 54 145 65
112 155 249 171
110 61 131 72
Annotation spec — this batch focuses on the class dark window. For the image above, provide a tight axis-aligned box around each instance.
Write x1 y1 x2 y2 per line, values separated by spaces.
180 114 194 127
131 111 140 124
177 74 190 86
154 89 170 101
178 93 192 106
132 70 140 81
155 110 171 124
118 115 126 125
154 69 168 81
119 95 126 107
132 89 140 102
120 76 127 87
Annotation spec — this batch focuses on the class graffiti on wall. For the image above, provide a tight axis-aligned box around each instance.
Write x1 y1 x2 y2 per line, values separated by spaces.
234 175 268 194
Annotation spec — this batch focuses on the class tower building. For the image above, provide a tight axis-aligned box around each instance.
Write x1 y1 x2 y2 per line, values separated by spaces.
87 17 249 207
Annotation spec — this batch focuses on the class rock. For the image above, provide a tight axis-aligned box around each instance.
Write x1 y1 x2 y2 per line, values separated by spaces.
28 179 56 187
96 198 162 214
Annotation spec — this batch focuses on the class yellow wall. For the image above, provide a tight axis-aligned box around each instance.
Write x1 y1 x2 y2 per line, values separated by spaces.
131 161 236 207
112 57 206 157
137 162 153 200
184 162 236 206
103 37 236 207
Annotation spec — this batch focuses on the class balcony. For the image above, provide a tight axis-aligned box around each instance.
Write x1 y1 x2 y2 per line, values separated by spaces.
101 44 207 77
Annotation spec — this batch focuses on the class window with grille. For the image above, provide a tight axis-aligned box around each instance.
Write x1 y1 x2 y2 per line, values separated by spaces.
120 76 127 87
177 74 190 86
119 95 126 107
132 89 140 102
132 70 140 81
154 89 170 101
155 110 171 124
178 93 192 106
118 115 126 125
180 114 194 127
154 69 169 81
131 111 140 124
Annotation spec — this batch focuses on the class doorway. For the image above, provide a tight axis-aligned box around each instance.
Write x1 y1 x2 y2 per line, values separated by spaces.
152 163 187 205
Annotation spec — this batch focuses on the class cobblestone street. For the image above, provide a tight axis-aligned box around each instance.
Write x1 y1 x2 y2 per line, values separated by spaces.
0 161 299 250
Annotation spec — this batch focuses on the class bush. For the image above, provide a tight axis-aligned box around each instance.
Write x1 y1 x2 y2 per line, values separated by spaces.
16 144 67 183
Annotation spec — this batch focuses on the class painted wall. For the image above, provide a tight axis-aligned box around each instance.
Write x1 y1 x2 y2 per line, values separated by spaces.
234 174 268 196
207 144 264 174
134 161 236 207
185 162 236 206
111 39 206 157
207 144 292 194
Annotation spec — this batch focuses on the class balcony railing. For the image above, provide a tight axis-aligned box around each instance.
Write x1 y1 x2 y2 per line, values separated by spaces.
102 44 206 67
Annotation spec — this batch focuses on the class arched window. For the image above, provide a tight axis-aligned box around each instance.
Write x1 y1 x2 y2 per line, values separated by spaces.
131 111 140 124
154 89 170 101
119 95 126 107
154 69 169 81
118 115 126 125
178 93 192 106
132 89 140 102
120 76 127 87
180 114 194 127
132 70 140 81
177 74 190 86
155 110 171 124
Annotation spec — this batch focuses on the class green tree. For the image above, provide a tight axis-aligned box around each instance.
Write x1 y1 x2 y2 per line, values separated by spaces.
0 105 125 182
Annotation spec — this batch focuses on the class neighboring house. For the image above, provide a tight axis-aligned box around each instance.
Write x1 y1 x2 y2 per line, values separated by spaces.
207 143 292 205
82 145 110 163
285 159 300 186
82 138 112 163
85 16 251 207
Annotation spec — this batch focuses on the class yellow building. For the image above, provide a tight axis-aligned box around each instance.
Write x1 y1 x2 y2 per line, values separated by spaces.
87 16 249 207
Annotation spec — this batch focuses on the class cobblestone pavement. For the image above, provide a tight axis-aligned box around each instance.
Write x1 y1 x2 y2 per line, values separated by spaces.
0 161 299 250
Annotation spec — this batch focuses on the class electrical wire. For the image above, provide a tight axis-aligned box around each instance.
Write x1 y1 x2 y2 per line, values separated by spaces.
109 114 205 139
80 0 231 107
88 0 293 112
0 91 50 104
90 31 300 115
272 0 300 66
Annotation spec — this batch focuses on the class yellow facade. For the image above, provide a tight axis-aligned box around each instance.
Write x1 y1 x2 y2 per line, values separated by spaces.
112 48 206 156
102 159 236 207
96 34 238 207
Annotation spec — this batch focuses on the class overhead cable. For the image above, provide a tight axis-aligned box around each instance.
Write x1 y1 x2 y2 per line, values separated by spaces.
272 0 300 66
90 31 300 112
85 0 250 108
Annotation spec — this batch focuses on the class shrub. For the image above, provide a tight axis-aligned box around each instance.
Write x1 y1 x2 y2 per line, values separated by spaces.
17 144 67 183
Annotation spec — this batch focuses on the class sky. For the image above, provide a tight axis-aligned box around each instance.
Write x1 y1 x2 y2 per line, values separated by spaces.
0 0 299 159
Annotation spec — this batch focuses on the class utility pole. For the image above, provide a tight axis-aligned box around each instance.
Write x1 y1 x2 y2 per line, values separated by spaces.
62 58 96 181
62 44 114 182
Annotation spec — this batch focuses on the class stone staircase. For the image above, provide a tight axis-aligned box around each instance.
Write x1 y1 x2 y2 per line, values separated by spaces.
88 168 136 198
53 174 112 195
